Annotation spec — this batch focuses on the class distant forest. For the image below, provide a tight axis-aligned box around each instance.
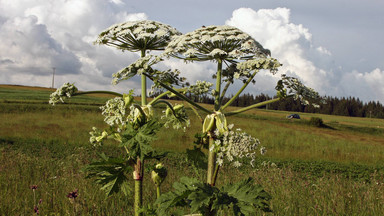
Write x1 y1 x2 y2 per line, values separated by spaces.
153 92 384 119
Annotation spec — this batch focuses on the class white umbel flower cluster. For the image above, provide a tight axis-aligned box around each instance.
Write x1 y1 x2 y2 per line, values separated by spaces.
187 80 214 96
112 55 162 85
236 58 281 77
213 125 264 168
164 25 271 61
100 97 126 126
100 96 155 127
280 74 323 107
95 20 181 52
49 83 78 105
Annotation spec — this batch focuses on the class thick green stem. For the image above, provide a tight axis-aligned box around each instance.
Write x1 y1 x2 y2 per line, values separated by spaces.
206 133 216 185
221 71 258 111
147 88 186 106
188 103 204 124
141 50 147 106
219 81 231 102
133 158 144 216
214 59 223 111
211 164 220 187
134 180 143 216
73 91 123 97
156 185 161 199
225 97 282 116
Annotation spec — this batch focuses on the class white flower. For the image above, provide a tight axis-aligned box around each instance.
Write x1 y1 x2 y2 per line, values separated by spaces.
209 49 227 57
112 55 162 85
95 20 181 52
100 97 126 126
233 161 242 168
164 25 270 61
49 83 78 105
260 146 266 155
214 124 263 168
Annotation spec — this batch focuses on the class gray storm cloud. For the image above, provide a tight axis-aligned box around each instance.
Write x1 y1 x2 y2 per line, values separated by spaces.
0 15 81 76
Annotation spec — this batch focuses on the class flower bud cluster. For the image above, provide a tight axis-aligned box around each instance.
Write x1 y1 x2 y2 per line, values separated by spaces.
280 74 324 107
49 83 78 105
161 104 190 131
149 68 188 95
89 127 107 146
212 124 265 168
130 105 153 125
151 163 167 186
112 55 162 85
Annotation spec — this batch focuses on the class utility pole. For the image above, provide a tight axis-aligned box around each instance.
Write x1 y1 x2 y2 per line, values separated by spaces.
52 67 56 89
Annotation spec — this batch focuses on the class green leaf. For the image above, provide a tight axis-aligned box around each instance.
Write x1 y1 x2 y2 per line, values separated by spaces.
186 147 207 170
156 177 272 215
83 153 132 197
222 178 272 214
120 119 163 160
155 177 200 215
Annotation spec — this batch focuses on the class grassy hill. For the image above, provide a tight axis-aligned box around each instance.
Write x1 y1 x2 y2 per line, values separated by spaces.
1 84 384 215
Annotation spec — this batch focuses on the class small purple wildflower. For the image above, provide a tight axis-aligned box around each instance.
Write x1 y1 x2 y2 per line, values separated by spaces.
30 185 38 190
67 189 78 199
34 205 39 214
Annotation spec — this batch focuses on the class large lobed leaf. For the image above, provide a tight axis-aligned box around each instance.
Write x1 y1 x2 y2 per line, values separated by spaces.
120 119 164 160
156 177 271 215
83 153 132 197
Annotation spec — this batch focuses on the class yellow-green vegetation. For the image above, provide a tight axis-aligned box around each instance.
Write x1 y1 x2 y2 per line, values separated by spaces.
1 85 384 215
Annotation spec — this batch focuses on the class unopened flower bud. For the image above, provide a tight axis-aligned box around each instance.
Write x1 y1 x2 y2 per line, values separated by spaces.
151 163 167 186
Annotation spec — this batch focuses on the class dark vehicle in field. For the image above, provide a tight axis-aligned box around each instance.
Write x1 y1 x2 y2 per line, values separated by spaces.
286 114 301 119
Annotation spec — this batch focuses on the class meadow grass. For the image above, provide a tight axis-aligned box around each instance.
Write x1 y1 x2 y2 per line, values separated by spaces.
1 85 384 215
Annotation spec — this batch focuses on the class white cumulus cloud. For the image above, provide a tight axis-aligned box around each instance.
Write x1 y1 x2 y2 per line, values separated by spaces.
225 7 384 102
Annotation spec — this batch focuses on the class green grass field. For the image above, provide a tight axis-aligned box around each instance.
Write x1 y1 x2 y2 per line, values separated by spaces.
1 85 384 215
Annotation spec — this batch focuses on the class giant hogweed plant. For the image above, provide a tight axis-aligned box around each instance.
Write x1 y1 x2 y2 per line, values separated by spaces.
50 22 321 216
152 25 321 216
50 20 190 216
106 25 321 215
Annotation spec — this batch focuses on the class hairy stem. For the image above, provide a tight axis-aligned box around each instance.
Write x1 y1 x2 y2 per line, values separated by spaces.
221 70 258 110
133 158 144 216
134 180 143 216
219 81 231 103
141 50 147 106
225 97 282 116
188 103 204 124
214 59 223 111
144 73 211 114
156 185 161 199
211 164 220 187
206 132 216 185
147 88 186 106
151 100 176 115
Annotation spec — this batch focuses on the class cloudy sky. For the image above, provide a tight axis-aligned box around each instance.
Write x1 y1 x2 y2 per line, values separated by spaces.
0 0 383 103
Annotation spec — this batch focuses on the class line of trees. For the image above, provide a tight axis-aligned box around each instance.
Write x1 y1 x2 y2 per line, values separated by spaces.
153 92 384 119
